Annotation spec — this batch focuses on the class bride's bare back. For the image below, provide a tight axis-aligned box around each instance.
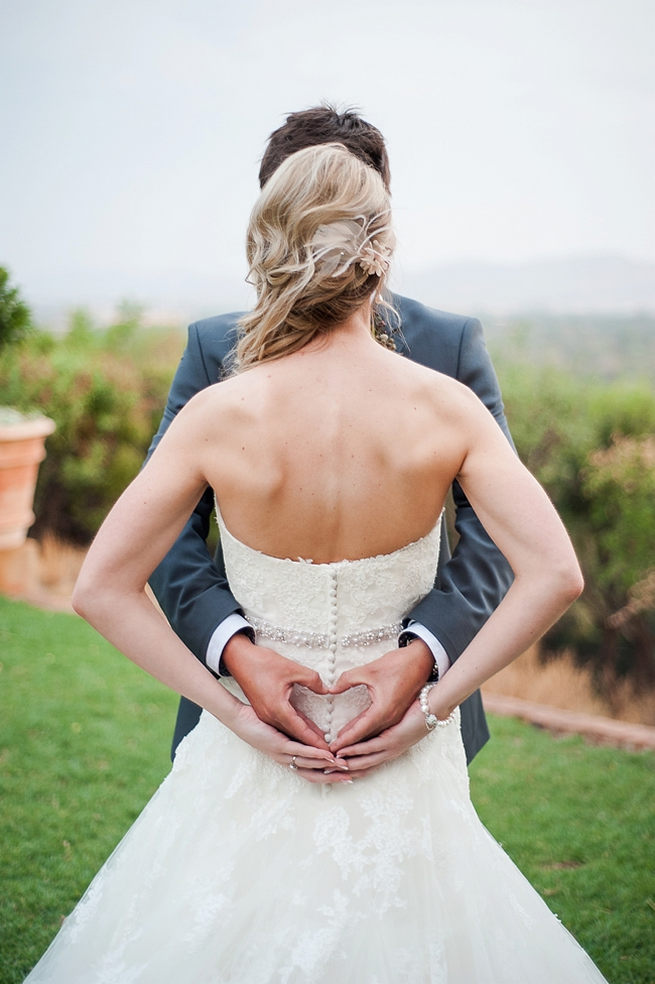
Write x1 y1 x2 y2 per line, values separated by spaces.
193 316 467 563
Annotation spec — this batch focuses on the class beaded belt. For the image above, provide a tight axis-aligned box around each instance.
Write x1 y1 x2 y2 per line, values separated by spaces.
250 616 403 650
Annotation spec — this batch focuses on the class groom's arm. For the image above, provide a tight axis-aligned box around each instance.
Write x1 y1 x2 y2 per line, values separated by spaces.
408 317 515 664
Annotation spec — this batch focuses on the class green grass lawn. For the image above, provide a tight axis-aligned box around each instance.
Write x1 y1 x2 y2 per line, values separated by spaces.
1 596 653 983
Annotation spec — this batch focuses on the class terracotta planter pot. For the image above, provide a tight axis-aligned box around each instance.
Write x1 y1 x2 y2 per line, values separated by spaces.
0 415 56 549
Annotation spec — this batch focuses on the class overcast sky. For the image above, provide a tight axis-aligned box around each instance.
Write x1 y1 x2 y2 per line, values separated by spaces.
1 0 653 313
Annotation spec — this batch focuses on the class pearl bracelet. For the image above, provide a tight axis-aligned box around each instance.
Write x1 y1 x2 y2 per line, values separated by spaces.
418 683 456 731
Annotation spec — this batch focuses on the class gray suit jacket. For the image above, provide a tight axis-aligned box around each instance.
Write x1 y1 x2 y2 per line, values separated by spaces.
147 294 514 763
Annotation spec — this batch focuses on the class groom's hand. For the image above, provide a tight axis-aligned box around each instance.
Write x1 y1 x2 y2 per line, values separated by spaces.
222 633 330 750
329 639 434 753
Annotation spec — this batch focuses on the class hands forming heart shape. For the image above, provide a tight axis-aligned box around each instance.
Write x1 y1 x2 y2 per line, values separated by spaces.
225 635 434 755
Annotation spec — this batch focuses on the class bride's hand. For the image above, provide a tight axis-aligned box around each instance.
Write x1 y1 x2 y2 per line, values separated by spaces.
332 700 429 776
231 702 352 784
222 634 331 750
328 638 434 749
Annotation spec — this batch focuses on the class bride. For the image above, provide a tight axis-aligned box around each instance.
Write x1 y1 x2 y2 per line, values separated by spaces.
25 143 608 982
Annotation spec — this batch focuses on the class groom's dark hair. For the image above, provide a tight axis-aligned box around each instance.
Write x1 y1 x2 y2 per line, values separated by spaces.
259 105 391 192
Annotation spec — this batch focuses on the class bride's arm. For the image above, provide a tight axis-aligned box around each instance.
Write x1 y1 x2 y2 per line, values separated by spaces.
426 389 583 721
334 387 583 768
72 396 339 777
72 395 244 728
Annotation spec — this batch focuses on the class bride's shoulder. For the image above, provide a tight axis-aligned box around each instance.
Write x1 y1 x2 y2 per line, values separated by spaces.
398 359 498 437
399 357 477 406
185 371 266 420
163 377 264 458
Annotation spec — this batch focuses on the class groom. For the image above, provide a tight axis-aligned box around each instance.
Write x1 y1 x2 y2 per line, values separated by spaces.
146 106 514 765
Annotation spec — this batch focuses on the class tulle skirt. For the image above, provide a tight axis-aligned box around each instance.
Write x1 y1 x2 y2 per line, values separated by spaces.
25 709 608 983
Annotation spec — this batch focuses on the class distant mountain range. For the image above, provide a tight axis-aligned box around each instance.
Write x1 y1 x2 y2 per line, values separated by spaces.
396 254 655 316
31 254 655 329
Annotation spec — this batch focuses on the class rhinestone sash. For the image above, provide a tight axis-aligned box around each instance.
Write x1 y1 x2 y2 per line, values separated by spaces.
250 616 403 650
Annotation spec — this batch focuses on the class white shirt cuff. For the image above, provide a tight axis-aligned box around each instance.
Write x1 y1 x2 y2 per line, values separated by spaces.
206 614 253 674
403 620 451 679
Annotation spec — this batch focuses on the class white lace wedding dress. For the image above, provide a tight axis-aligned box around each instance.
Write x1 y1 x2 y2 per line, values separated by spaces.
25 508 609 983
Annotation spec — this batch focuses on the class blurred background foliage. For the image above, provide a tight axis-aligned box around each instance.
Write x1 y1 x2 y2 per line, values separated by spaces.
0 285 183 543
494 361 655 696
0 267 33 350
1 268 653 696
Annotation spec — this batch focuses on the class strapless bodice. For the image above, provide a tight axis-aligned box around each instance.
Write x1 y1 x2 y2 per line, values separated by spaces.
215 504 442 739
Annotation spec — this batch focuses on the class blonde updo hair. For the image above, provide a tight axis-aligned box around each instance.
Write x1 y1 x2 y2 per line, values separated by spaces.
231 143 396 373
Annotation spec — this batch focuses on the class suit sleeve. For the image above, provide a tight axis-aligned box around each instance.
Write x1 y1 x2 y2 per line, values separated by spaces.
408 318 515 663
146 325 242 665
